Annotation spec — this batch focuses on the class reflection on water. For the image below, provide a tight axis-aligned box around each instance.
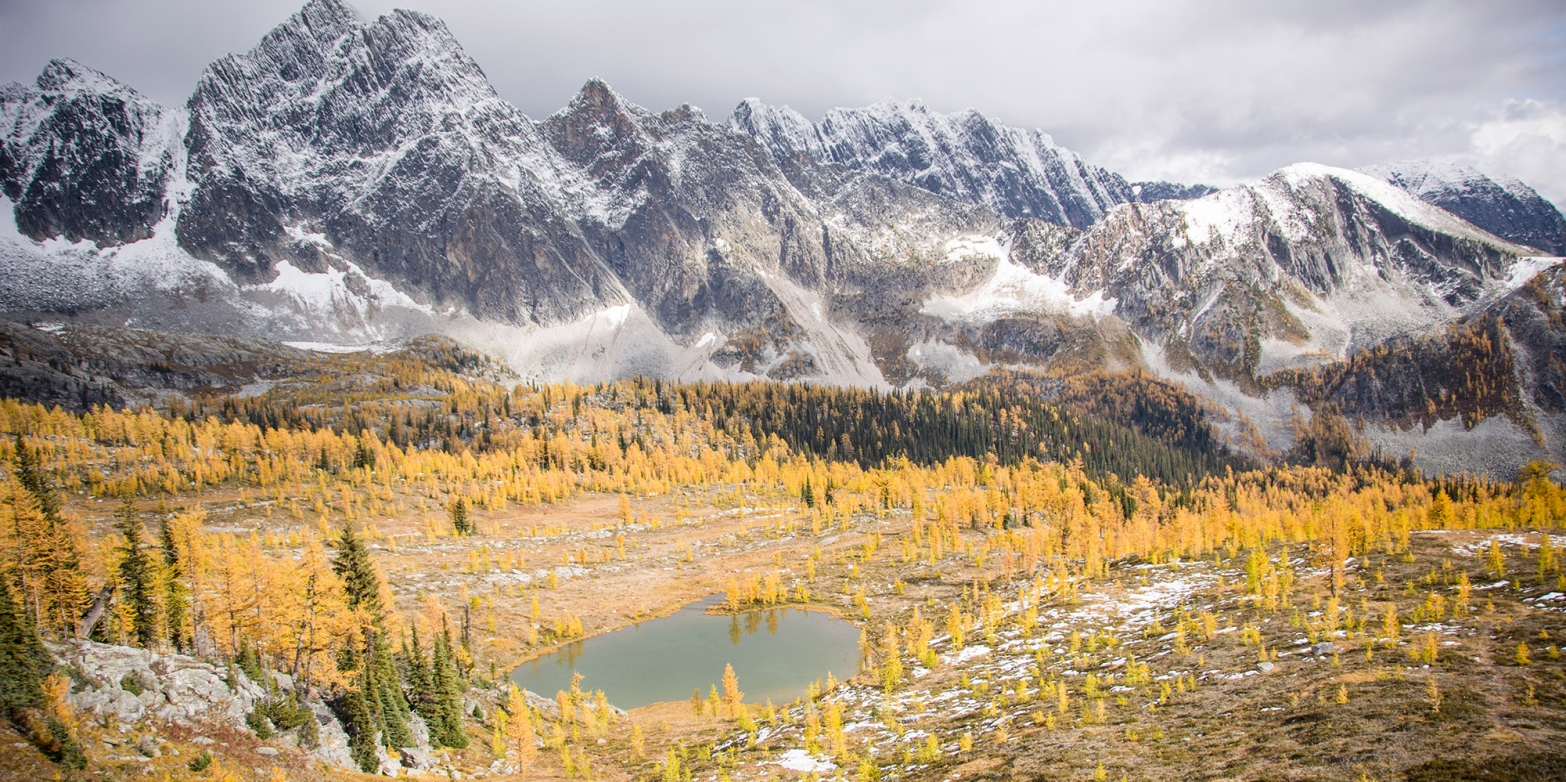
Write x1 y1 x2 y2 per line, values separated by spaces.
510 596 860 710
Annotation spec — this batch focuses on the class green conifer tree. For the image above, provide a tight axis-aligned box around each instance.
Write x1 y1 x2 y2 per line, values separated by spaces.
0 578 49 720
405 626 434 718
158 515 191 652
430 620 468 748
333 522 383 620
370 632 413 748
114 497 159 648
344 683 379 773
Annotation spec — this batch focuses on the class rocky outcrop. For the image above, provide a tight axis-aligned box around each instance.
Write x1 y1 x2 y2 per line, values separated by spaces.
1489 261 1566 414
53 640 264 728
48 639 450 775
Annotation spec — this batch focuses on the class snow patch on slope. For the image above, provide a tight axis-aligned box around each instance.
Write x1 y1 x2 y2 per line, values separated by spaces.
1506 257 1563 290
907 340 988 384
922 236 1115 324
248 259 435 321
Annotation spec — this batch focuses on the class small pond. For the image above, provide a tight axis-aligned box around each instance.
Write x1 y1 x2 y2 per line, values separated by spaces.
510 596 861 709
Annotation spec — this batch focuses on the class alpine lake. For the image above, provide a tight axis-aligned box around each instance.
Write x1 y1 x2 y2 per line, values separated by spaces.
509 596 862 709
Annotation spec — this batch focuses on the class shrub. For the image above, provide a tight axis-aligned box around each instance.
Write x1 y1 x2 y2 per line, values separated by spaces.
119 672 145 696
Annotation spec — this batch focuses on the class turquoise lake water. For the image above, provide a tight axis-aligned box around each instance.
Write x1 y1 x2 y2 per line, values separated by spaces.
509 596 861 709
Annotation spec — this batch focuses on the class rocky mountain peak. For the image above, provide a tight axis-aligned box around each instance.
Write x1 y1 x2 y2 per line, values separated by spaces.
554 78 651 138
546 78 654 164
729 99 821 160
3 0 1563 474
570 78 638 116
732 96 1136 229
1 57 173 247
34 58 134 96
1132 180 1217 202
1360 158 1566 255
177 0 549 282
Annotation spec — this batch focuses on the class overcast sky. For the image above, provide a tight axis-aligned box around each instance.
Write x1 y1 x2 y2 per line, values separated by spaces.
4 0 1565 207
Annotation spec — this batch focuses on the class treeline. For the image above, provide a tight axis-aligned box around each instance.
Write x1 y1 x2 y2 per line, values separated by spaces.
130 340 1248 487
14 373 1238 503
642 379 1237 485
965 368 1231 459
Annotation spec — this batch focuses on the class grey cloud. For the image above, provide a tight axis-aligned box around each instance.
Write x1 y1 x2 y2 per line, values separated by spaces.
3 0 1563 196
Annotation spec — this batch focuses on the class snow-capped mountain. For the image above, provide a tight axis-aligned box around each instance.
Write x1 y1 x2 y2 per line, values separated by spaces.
1 0 1562 474
1130 181 1218 202
178 0 614 321
1361 159 1566 256
1032 163 1526 379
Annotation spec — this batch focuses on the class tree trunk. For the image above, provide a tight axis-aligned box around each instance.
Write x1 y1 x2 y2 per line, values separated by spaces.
77 582 116 639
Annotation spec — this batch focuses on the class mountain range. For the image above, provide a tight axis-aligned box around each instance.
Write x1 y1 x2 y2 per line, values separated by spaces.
2 0 1564 477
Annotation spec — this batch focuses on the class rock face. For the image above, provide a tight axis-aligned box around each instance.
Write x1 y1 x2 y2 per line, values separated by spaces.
1132 181 1218 202
51 638 437 774
731 97 1136 228
1 59 177 246
178 0 609 322
306 701 359 772
1361 159 1566 255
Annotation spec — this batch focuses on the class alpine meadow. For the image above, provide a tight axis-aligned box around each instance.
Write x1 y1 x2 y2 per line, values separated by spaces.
0 1 1564 780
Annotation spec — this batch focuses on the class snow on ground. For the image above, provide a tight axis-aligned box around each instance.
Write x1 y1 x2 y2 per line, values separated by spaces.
451 303 711 385
250 259 434 322
773 749 837 773
1277 164 1511 246
1506 257 1564 290
922 240 1116 325
732 559 1222 778
1449 533 1566 558
281 341 372 354
1178 186 1257 248
449 288 887 390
